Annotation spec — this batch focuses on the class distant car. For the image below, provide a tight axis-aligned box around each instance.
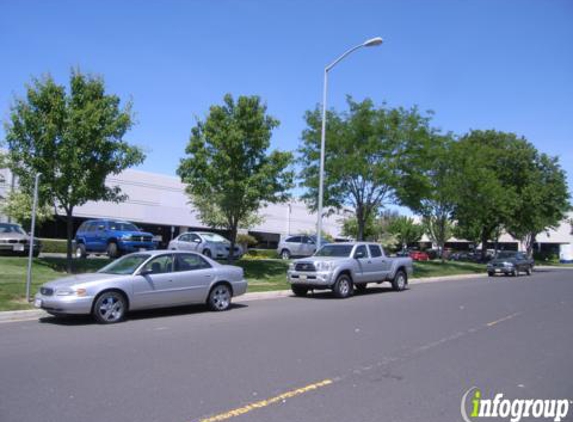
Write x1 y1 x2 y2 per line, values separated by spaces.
168 231 243 260
487 251 534 277
33 250 248 323
74 219 156 259
409 250 430 261
0 223 41 257
277 235 317 260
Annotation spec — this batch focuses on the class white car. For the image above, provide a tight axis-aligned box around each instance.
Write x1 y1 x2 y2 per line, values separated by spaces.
168 231 243 259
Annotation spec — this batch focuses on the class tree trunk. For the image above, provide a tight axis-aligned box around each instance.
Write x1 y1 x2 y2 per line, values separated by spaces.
526 232 536 259
65 207 74 273
480 228 489 262
356 205 365 241
227 225 238 264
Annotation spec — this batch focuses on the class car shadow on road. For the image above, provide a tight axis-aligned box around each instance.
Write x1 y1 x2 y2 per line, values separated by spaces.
38 303 249 326
293 285 399 300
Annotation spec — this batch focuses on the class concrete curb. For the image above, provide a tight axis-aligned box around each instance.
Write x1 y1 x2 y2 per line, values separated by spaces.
1 266 569 324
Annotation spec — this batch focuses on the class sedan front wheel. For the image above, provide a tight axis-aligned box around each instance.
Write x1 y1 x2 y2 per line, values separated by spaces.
93 291 127 324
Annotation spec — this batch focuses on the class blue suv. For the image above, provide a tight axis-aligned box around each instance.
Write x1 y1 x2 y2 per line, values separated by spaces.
75 219 156 259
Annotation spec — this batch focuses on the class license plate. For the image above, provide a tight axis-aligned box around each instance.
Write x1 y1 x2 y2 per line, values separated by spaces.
299 274 307 281
13 244 25 252
34 298 42 308
494 269 501 273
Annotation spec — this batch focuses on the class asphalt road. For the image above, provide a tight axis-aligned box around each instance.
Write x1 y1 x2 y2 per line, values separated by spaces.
1 270 572 422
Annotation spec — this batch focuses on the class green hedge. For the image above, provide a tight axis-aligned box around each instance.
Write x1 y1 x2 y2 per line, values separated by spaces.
244 249 280 260
39 238 69 254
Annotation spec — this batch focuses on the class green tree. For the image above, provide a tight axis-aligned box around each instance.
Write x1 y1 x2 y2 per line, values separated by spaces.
341 213 376 240
505 152 570 257
0 191 54 230
450 130 523 261
388 216 424 250
4 70 145 271
398 133 457 261
298 97 433 241
177 94 294 262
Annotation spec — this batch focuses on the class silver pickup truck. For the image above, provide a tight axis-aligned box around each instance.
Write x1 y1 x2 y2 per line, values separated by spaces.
287 242 414 298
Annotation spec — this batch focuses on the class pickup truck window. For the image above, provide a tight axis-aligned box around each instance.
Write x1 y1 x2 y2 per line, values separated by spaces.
315 244 353 257
368 245 383 257
354 245 368 259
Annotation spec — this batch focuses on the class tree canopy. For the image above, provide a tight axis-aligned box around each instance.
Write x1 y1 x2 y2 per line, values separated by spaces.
177 94 294 262
4 70 144 270
298 96 433 241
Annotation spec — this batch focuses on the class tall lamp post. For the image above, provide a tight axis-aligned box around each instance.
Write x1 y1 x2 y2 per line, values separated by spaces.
26 172 41 302
316 37 383 249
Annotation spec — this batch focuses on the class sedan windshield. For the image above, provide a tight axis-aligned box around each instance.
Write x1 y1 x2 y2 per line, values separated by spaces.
98 254 150 275
200 233 229 243
315 244 353 257
0 223 26 235
496 251 517 259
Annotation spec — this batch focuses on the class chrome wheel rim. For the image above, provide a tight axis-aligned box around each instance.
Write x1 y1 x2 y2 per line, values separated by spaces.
212 287 230 310
281 251 289 259
397 274 405 290
339 279 350 296
98 295 124 322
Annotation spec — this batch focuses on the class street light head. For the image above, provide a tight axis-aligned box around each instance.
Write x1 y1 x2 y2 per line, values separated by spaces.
363 37 383 47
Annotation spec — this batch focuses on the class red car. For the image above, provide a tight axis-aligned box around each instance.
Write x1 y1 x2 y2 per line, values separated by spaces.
409 250 430 261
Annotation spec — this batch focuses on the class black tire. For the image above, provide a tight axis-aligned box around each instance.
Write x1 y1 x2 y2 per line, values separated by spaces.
75 243 87 259
511 269 517 277
280 249 291 260
107 242 119 259
32 250 40 258
92 291 127 324
392 270 407 292
333 274 353 298
203 249 212 258
526 266 532 276
207 283 232 311
355 283 368 293
488 272 495 277
291 285 309 297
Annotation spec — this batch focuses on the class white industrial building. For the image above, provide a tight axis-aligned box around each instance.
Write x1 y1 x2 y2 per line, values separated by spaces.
1 166 571 252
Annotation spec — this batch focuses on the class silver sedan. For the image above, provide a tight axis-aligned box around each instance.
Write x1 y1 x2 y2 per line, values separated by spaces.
34 250 248 324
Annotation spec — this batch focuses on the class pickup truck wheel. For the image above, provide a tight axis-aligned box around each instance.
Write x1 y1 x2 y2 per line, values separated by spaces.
392 270 407 292
333 274 353 298
291 285 309 297
355 283 368 293
487 271 495 277
526 266 532 276
107 242 119 259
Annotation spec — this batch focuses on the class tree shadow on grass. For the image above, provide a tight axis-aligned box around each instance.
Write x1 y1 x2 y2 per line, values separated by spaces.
34 257 108 274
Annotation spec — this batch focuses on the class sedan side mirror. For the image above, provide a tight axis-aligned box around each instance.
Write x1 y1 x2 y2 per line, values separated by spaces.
138 269 153 276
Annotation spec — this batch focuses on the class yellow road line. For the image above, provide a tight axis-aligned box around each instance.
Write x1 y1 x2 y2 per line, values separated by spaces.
198 379 334 422
486 312 521 327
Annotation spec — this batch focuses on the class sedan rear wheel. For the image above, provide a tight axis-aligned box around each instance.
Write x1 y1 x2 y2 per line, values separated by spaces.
281 249 291 260
93 291 127 324
208 284 232 311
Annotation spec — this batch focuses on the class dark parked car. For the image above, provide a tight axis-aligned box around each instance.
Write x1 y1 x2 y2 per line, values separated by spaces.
0 223 41 257
487 251 534 277
75 219 156 259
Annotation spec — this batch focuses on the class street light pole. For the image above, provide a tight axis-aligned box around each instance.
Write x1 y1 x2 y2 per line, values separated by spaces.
26 172 41 303
316 37 383 250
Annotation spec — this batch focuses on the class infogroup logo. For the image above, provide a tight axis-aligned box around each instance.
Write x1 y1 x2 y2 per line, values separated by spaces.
461 387 571 422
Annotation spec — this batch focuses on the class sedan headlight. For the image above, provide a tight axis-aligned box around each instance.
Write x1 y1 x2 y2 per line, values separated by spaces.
315 261 335 271
56 287 87 297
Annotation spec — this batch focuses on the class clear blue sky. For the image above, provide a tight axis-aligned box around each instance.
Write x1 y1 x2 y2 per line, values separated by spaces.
1 0 572 195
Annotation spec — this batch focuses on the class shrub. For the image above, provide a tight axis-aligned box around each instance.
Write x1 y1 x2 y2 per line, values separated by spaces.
244 249 280 260
39 238 69 254
236 233 258 250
